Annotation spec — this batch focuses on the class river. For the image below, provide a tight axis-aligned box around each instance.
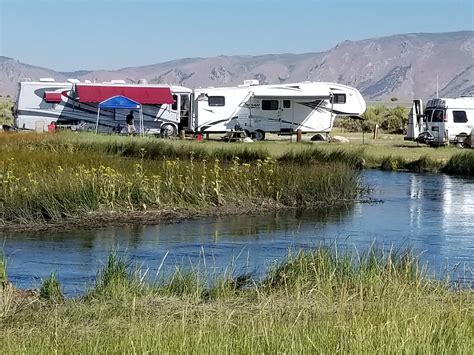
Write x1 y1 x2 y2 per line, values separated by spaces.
2 170 473 296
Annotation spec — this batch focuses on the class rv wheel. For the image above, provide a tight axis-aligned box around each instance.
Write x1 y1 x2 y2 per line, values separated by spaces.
252 130 265 141
160 124 177 138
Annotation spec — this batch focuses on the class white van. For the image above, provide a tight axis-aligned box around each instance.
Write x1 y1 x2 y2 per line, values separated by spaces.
422 97 474 145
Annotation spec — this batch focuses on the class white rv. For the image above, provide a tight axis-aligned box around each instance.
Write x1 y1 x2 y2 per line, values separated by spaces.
405 97 474 145
14 79 366 140
14 80 192 136
191 80 366 140
14 80 72 132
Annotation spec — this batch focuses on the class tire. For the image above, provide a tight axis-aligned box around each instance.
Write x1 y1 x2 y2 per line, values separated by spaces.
160 124 177 138
311 133 326 141
252 130 265 141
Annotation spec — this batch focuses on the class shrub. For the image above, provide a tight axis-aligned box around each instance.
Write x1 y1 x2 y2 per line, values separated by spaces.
40 272 64 302
335 106 408 133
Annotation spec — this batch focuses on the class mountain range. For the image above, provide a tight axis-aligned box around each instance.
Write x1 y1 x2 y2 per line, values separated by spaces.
1 31 473 101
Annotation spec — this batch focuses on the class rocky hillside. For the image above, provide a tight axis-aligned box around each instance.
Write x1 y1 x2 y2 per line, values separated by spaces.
1 31 473 101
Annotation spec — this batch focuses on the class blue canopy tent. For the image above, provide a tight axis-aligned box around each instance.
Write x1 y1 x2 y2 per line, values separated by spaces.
95 95 144 136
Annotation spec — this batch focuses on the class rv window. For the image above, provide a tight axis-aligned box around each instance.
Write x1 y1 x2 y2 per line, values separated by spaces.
424 109 433 122
208 96 225 106
283 100 291 108
432 109 444 123
453 111 468 123
331 94 346 104
172 95 178 110
262 100 279 110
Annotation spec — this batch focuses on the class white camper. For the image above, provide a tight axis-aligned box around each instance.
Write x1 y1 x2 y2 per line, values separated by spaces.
408 97 474 145
14 80 192 136
191 81 366 140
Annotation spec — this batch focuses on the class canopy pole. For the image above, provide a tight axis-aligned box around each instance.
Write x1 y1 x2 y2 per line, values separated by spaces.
95 107 101 134
139 107 144 136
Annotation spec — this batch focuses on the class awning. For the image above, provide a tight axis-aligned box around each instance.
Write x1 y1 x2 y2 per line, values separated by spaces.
75 84 174 104
99 95 141 110
43 92 62 103
251 95 332 99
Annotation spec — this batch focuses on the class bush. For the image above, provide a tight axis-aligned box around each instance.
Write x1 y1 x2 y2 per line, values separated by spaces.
335 105 408 133
0 100 14 125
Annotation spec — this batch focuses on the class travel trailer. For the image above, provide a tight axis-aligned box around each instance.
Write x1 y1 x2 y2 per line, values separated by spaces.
14 79 366 139
405 97 474 145
191 80 366 140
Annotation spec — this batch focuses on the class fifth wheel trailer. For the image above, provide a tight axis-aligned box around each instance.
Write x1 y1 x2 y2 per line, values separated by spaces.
191 80 366 140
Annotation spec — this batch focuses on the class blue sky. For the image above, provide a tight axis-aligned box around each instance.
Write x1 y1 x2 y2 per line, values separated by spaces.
1 0 473 71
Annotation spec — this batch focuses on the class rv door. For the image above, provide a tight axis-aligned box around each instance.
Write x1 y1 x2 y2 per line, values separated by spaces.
427 109 445 143
179 93 191 131
279 99 294 132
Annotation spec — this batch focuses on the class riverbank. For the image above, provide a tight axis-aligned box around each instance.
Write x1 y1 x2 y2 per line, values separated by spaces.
0 132 363 231
1 248 472 353
2 131 473 231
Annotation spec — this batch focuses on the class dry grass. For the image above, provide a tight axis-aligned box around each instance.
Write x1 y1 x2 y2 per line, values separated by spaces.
0 247 472 353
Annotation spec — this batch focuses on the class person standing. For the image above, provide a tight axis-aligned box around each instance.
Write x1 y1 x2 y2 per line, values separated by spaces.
126 110 136 134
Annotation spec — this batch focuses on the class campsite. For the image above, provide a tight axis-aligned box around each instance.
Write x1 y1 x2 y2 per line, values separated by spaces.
1 0 473 353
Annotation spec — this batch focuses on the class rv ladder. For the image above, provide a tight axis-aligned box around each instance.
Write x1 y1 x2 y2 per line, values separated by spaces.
226 91 254 122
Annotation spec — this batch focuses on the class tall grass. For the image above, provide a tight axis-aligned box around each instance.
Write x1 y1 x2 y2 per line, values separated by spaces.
379 155 445 172
88 251 148 301
39 272 64 302
279 147 366 169
0 252 6 285
0 150 361 225
1 132 470 174
443 151 474 176
0 247 472 353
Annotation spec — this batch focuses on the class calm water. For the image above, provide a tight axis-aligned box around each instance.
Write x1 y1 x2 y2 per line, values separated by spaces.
2 170 473 295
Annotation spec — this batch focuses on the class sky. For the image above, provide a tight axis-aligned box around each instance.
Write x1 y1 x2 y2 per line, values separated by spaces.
1 0 473 72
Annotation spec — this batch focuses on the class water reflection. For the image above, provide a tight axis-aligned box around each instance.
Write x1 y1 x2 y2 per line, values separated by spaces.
1 171 473 296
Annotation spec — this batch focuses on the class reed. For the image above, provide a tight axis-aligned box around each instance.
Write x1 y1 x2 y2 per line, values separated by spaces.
39 272 64 302
89 251 146 300
279 147 366 169
0 253 6 285
0 151 361 225
442 151 474 176
0 247 472 353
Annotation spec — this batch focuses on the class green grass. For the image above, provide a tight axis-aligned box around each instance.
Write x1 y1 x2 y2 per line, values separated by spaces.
7 129 472 162
0 133 362 226
2 130 469 170
443 151 474 176
39 272 64 302
0 248 472 353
